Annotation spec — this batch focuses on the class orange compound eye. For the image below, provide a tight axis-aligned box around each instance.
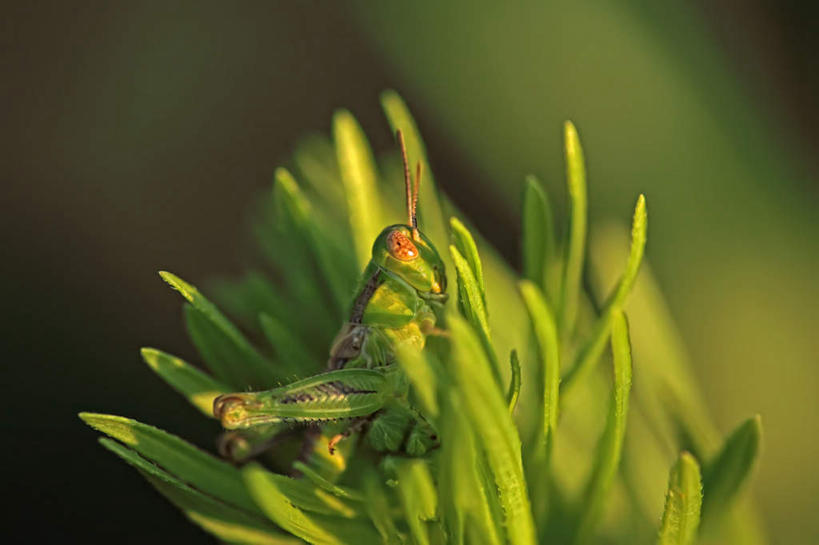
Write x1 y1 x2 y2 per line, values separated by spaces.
387 230 419 261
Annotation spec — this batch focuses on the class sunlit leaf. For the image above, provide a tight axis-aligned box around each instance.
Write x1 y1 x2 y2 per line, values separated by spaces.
449 314 537 545
574 311 633 543
333 109 383 269
141 347 229 417
507 349 522 414
558 121 587 337
243 463 381 544
387 457 438 545
380 90 448 253
519 280 560 449
562 195 646 400
80 413 259 514
450 216 485 303
450 243 502 385
657 451 702 545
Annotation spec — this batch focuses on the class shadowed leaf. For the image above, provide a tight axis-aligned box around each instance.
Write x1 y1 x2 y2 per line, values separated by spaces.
160 271 278 389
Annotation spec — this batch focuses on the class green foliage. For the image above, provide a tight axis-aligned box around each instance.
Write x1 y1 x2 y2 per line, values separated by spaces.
658 452 703 545
81 93 763 544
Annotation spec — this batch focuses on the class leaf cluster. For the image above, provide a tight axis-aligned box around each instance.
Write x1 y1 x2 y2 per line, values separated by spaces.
81 92 763 544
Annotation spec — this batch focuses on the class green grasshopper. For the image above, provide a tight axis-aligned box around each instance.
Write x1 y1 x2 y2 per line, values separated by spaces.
214 131 447 461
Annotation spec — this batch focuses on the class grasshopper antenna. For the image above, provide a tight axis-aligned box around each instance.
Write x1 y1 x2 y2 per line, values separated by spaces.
412 161 421 240
396 129 420 240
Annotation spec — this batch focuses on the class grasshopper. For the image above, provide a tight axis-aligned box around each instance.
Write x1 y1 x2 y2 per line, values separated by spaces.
213 131 447 462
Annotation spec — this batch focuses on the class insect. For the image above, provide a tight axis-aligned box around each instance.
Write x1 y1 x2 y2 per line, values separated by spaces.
213 130 447 462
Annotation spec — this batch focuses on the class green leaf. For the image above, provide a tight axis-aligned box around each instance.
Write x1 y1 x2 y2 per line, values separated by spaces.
292 461 364 502
243 463 381 545
439 392 503 545
250 470 363 519
450 216 485 303
658 452 703 545
562 195 646 400
380 90 448 253
293 133 348 222
140 347 229 417
388 458 438 545
333 109 383 269
507 350 522 414
522 175 556 298
574 311 633 544
98 439 295 545
558 121 588 337
363 470 404 544
160 271 278 389
80 413 260 514
259 312 314 378
274 167 354 314
519 280 560 448
450 244 502 386
396 343 440 420
448 314 537 545
701 415 762 532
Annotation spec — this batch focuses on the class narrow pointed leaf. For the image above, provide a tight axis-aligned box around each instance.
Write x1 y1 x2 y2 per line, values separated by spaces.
259 312 314 378
363 470 404 545
450 244 502 386
80 413 260 514
380 90 448 253
519 280 560 447
274 167 354 314
292 461 364 502
574 311 633 543
160 271 277 389
522 175 556 298
701 416 762 531
141 348 229 417
390 458 437 545
449 314 537 545
98 439 295 545
450 216 485 303
248 470 363 519
333 109 382 269
562 195 646 400
293 133 348 222
507 350 522 413
439 392 504 545
396 344 440 419
559 121 587 336
658 452 702 545
243 463 381 545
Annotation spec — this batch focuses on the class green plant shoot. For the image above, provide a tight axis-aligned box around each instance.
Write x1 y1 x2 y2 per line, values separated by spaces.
213 131 447 459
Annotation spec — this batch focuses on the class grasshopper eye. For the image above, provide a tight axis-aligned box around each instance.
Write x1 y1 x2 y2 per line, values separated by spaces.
387 230 419 261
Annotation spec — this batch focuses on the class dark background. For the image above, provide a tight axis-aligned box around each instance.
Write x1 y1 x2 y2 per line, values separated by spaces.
2 2 817 543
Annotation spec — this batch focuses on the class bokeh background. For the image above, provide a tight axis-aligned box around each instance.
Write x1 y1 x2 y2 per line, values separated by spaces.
3 2 817 543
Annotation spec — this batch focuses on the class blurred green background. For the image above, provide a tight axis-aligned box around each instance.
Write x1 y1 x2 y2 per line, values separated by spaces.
3 2 817 543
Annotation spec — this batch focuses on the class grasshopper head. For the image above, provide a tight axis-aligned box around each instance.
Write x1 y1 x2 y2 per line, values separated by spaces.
371 130 447 297
372 224 447 296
